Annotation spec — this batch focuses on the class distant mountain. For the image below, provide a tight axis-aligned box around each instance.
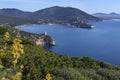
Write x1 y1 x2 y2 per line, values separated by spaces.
0 6 100 27
0 15 35 26
92 12 120 19
92 13 107 17
33 6 100 21
109 12 120 15
0 6 100 21
0 8 31 19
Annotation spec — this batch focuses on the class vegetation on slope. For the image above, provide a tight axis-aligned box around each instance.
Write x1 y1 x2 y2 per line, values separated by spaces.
0 6 101 28
33 6 100 21
0 26 120 80
0 7 100 21
0 15 36 26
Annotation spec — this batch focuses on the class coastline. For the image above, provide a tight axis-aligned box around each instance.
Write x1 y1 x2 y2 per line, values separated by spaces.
14 24 34 28
14 23 56 29
14 24 56 46
14 22 95 29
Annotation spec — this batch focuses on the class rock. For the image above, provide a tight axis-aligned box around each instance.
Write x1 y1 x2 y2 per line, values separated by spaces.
36 32 56 46
4 25 56 46
50 40 56 46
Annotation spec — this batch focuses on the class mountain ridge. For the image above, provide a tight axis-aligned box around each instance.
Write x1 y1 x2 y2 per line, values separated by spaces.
0 8 32 19
0 6 101 28
92 12 120 19
0 6 100 22
32 6 99 21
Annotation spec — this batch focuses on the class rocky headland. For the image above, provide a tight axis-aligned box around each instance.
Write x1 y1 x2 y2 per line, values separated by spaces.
0 25 56 46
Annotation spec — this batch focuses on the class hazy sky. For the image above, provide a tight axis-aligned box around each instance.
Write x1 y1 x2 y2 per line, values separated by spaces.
0 0 120 13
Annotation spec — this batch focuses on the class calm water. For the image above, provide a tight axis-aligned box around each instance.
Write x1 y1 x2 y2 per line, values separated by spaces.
19 20 120 66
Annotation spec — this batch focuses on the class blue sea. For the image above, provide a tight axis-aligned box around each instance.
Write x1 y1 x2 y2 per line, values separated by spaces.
19 19 120 66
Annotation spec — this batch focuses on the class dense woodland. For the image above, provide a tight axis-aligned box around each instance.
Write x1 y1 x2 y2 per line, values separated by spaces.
0 26 120 80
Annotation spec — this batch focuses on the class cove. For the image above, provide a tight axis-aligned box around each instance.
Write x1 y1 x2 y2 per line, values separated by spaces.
19 20 120 66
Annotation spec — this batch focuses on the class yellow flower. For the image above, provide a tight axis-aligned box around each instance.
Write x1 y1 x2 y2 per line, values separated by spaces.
4 32 10 41
0 65 4 68
11 72 22 80
20 64 24 69
11 38 25 65
45 73 51 80
16 72 22 76
12 59 17 64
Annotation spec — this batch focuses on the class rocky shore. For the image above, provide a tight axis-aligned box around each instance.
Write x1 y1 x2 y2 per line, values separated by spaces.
36 32 56 46
0 25 56 46
15 30 56 46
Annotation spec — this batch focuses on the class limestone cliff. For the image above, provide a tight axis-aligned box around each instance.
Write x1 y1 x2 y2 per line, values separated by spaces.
36 32 56 46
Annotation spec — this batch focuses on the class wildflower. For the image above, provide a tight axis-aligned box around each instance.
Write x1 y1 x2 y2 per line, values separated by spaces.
45 73 51 80
4 32 10 42
20 64 24 69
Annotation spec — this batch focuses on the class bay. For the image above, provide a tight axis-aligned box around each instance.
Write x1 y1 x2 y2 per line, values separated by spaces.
19 20 120 66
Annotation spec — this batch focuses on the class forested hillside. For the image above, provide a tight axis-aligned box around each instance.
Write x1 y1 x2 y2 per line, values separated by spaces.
0 15 35 26
0 26 120 80
0 6 100 27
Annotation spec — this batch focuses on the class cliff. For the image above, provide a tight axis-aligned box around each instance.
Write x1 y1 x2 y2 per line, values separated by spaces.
36 32 56 46
0 26 56 46
16 31 56 46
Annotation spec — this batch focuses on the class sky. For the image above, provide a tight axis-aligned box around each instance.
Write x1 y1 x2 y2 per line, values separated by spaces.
0 0 120 14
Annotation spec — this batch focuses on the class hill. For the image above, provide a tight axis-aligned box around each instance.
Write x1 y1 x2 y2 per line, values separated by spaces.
0 6 100 27
33 6 100 22
0 15 35 26
0 8 31 19
93 12 120 19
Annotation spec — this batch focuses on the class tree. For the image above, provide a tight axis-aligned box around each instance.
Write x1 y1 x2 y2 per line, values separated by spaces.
0 32 10 63
4 32 10 42
11 38 24 69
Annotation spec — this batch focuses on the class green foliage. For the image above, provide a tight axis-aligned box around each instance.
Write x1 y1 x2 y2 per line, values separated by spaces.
79 69 104 80
11 38 24 69
0 27 10 35
57 68 89 80
97 69 120 80
0 26 120 80
0 15 36 26
11 72 22 80
4 32 10 42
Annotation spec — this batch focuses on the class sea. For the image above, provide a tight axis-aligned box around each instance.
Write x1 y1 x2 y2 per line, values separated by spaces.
19 19 120 66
